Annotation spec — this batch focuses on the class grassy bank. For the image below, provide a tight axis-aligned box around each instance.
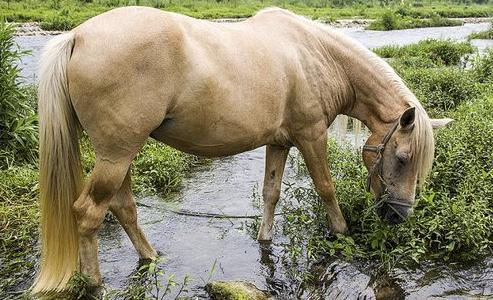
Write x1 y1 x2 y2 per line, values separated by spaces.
469 21 493 39
368 11 463 30
1 0 493 31
0 22 200 296
266 40 493 291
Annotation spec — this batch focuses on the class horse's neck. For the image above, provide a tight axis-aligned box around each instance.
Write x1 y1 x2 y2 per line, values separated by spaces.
318 29 412 135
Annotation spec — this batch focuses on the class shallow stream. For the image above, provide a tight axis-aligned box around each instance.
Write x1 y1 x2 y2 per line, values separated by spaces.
13 22 493 299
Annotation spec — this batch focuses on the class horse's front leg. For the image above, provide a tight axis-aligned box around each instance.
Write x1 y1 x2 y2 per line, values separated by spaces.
257 145 289 241
296 133 348 234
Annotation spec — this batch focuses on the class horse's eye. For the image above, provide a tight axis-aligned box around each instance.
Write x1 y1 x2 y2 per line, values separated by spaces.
396 154 408 166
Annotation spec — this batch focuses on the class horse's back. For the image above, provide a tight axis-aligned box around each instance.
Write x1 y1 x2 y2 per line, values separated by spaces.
67 7 324 157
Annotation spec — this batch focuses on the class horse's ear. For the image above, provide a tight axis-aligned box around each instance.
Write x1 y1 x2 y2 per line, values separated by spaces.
400 107 415 129
430 118 454 129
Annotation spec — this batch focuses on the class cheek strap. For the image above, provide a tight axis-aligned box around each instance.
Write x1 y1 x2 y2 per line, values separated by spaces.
362 121 400 192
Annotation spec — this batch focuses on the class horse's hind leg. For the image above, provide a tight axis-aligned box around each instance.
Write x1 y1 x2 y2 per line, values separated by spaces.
257 145 289 241
110 170 157 260
296 133 348 234
73 157 135 285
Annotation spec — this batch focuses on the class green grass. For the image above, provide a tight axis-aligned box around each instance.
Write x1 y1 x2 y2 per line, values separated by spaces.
374 39 492 113
1 0 493 31
374 39 474 66
0 23 37 168
469 21 493 39
368 12 463 30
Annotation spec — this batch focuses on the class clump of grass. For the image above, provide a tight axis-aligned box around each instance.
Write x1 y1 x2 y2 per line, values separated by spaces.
468 21 493 40
399 66 482 111
66 257 191 299
368 12 463 31
0 22 38 169
472 48 493 84
132 141 203 195
374 39 486 112
40 15 78 31
103 257 191 299
0 166 39 293
374 39 474 66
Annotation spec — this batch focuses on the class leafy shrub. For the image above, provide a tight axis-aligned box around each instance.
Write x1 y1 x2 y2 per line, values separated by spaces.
472 48 493 84
0 22 38 169
132 141 202 195
40 15 78 31
368 13 463 31
374 39 474 66
380 10 397 30
398 66 482 111
0 166 39 292
468 21 493 40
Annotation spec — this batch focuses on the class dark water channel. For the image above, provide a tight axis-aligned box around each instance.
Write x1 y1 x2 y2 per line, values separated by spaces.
14 22 493 299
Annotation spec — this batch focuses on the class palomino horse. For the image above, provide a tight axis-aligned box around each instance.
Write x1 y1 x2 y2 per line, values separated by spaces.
32 6 452 294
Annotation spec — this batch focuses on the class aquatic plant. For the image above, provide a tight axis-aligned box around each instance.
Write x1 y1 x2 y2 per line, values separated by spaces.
65 257 191 299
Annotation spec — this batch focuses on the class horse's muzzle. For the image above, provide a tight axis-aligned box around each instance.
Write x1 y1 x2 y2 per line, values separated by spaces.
376 199 414 225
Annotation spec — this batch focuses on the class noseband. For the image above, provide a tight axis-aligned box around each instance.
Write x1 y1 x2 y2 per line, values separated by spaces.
362 121 413 211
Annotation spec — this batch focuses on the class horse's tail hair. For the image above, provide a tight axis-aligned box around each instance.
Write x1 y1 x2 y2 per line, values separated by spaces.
31 32 83 295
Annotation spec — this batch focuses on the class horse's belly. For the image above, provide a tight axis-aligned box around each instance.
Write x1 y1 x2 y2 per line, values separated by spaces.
150 117 275 157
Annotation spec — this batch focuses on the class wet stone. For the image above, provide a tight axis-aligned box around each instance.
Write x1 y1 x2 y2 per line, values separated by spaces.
319 261 376 300
206 281 272 300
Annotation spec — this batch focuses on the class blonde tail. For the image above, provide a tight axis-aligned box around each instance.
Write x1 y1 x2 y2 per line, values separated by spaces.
31 32 83 294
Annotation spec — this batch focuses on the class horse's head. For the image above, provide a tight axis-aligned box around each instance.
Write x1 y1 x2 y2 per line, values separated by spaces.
362 107 453 224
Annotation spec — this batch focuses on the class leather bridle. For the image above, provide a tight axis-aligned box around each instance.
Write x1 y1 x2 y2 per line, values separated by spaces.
362 121 413 211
